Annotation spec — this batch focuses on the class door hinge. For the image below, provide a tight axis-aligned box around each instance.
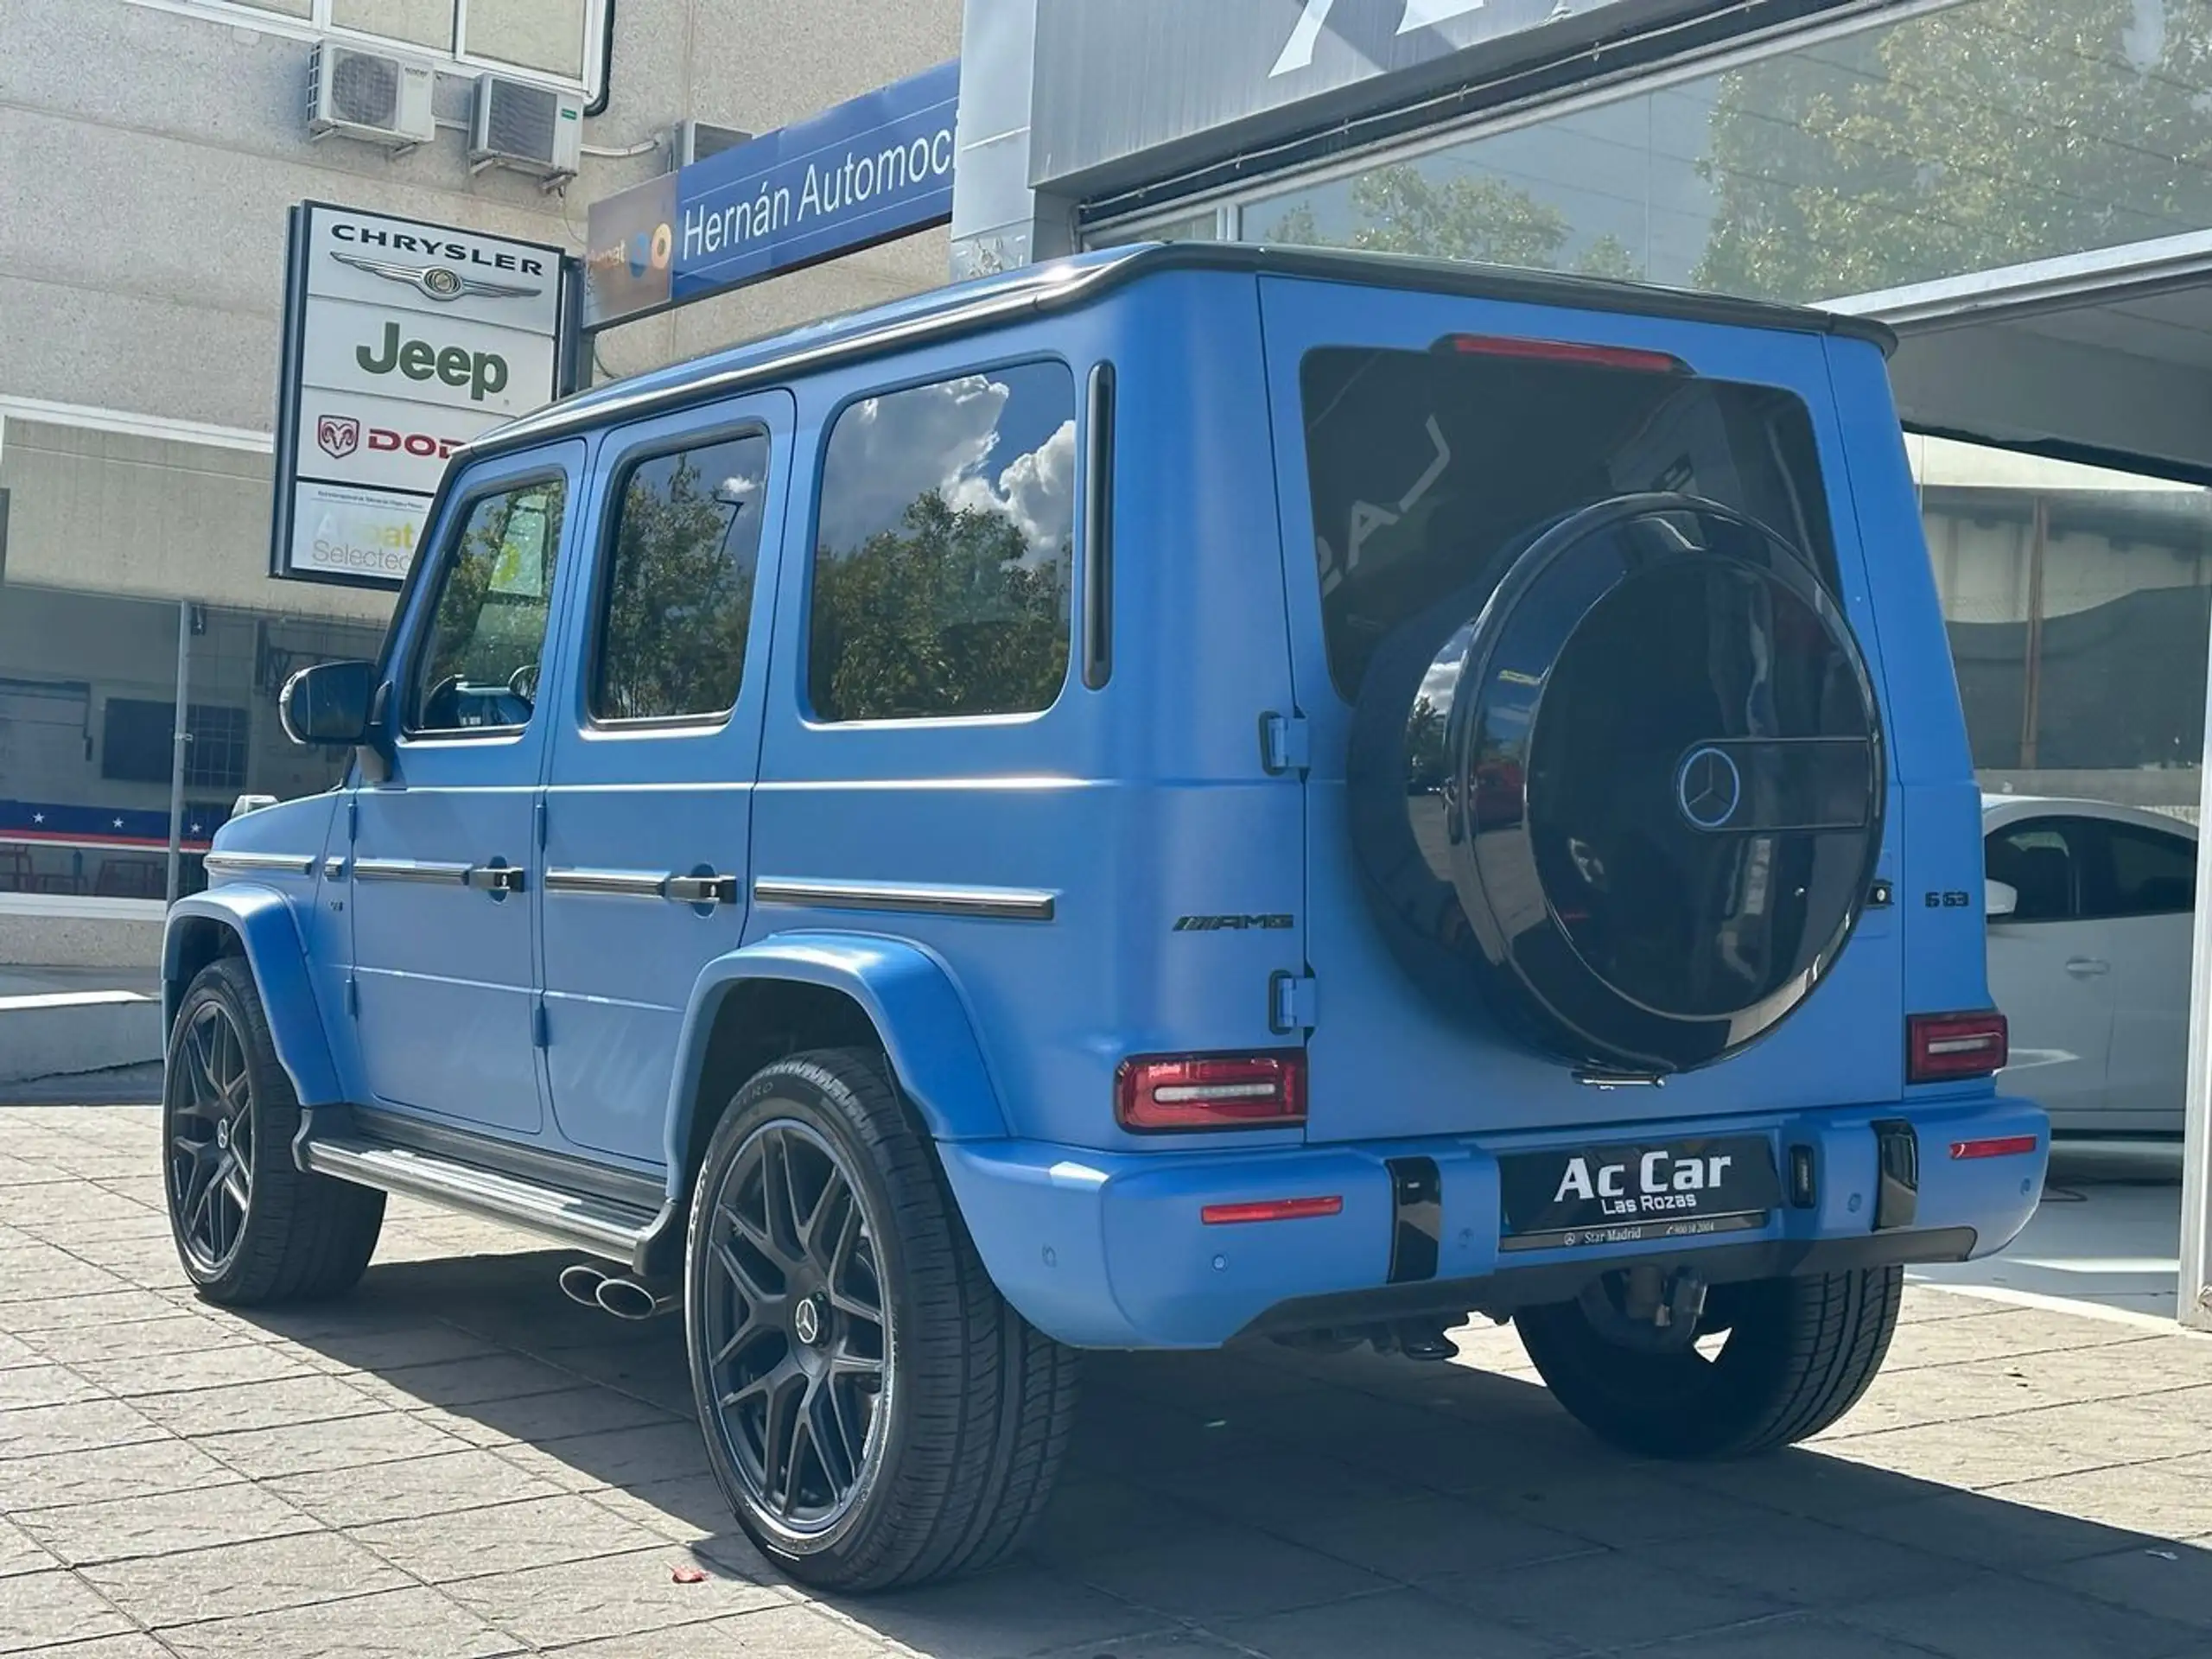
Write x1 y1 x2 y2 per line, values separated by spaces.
534 798 547 850
1258 711 1311 776
1268 969 1318 1034
532 1003 549 1049
344 973 358 1018
346 796 358 842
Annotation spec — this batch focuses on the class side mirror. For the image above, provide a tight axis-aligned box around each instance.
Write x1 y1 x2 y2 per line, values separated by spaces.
279 660 377 747
1986 879 2018 920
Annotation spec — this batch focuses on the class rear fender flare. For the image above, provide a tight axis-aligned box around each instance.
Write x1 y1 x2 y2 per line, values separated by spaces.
663 931 1009 1194
162 890 344 1106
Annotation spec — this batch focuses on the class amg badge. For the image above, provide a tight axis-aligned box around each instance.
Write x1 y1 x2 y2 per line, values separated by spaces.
1173 914 1294 932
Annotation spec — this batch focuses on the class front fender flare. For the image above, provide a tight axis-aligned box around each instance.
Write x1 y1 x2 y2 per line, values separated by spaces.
663 931 1009 1187
163 889 344 1107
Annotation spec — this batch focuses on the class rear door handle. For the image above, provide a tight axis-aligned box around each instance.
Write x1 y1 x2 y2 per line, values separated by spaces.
466 863 526 894
2064 957 2111 977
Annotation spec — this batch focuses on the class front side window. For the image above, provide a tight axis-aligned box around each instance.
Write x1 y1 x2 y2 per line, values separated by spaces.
408 477 567 734
809 364 1076 722
2098 822 2196 918
1984 819 2084 923
592 432 772 723
1300 345 1838 702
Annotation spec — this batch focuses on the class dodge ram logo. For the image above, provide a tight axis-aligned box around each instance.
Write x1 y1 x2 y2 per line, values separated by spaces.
315 416 361 460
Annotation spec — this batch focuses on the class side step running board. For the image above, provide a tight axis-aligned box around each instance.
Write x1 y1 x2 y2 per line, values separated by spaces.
300 1135 658 1266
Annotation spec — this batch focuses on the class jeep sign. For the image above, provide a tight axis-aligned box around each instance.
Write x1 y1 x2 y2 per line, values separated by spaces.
270 203 570 588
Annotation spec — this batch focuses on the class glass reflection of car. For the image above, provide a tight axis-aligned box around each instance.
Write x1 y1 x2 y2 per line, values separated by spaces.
1984 795 2195 1136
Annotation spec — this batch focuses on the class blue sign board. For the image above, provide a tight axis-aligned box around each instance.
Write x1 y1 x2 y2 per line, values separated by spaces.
585 60 958 328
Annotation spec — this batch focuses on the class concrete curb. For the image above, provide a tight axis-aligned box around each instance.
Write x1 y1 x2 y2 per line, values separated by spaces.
0 989 163 1084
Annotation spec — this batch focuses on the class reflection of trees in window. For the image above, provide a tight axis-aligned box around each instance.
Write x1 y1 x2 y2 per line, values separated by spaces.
1697 0 2212 302
811 492 1070 721
413 481 565 728
1268 166 1640 278
595 438 765 721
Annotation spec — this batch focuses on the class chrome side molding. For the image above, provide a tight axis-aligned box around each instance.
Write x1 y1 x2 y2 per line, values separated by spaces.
753 876 1057 922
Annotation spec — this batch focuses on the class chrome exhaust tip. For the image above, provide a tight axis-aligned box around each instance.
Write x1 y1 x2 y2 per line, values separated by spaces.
557 1262 609 1309
594 1274 677 1321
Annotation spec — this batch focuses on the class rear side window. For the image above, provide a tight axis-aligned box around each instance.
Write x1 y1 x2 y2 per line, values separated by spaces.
2098 821 2196 918
808 363 1076 722
592 431 772 723
1300 343 1840 701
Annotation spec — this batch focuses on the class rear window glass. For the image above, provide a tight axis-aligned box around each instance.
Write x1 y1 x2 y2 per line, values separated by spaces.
1300 344 1840 701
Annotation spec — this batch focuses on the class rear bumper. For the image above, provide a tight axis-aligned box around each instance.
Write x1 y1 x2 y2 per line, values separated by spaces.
938 1095 2047 1349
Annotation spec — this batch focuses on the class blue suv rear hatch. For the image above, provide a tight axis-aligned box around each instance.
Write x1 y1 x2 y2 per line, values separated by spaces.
1256 271 1960 1143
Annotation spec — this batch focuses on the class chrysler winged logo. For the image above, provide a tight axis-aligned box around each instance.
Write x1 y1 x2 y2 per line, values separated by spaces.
315 415 361 460
332 251 543 302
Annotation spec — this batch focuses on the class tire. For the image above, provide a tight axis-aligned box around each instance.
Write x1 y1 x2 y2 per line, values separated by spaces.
1516 1265 1902 1458
162 957 385 1306
685 1047 1077 1592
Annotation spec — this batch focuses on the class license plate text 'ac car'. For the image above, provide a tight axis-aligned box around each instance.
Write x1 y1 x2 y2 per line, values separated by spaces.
1498 1135 1782 1252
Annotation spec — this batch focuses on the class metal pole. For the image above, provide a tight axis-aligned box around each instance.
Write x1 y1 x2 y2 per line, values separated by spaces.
2180 590 2212 1331
165 601 191 906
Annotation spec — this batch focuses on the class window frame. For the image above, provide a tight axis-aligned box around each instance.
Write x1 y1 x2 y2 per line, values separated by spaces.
582 417 779 734
1983 814 2094 925
123 0 608 97
398 466 573 742
801 353 1084 730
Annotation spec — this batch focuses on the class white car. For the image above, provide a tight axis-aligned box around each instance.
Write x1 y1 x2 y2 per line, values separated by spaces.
1983 795 2196 1135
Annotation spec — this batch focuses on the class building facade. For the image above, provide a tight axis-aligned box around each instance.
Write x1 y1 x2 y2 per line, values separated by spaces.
957 0 2212 823
0 0 957 907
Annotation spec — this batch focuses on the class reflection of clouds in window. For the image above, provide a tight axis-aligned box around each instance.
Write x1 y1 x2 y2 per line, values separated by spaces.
818 374 1073 557
947 419 1076 559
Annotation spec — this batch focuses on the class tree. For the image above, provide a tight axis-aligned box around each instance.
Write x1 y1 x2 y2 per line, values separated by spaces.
1265 165 1646 277
1695 0 2212 302
597 453 756 718
810 491 1071 721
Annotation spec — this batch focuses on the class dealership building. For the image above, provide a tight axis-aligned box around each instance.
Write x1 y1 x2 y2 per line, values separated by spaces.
3 0 2209 1314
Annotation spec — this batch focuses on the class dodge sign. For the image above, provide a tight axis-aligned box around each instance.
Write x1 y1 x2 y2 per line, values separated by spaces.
270 203 570 587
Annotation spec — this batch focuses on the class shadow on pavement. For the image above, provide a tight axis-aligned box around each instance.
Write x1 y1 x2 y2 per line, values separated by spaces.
224 1244 2212 1657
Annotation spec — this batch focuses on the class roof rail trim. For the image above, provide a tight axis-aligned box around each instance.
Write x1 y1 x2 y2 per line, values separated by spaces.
469 243 1893 460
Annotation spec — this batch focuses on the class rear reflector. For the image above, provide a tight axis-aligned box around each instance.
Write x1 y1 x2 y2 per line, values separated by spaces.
1116 1052 1306 1133
1436 333 1688 374
1908 1011 2009 1084
1949 1135 2040 1160
1201 1196 1343 1225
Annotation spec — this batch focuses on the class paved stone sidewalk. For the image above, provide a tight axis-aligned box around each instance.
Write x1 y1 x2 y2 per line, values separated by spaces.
3 1104 2211 1658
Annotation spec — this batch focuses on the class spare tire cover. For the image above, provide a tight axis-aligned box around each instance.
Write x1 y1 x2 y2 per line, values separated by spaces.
1347 493 1884 1074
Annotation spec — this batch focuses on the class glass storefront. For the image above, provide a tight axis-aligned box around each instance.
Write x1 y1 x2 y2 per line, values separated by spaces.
0 586 386 901
1912 436 2211 819
1243 0 2212 305
1210 0 2212 822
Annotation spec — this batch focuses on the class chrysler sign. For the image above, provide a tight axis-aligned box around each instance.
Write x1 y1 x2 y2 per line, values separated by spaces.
270 203 569 587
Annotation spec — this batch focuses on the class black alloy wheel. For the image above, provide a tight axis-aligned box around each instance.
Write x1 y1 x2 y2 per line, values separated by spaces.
698 1119 890 1535
167 999 257 1276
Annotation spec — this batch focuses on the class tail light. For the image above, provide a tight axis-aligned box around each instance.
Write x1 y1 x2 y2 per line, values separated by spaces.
1433 333 1688 374
1908 1011 2008 1084
1116 1051 1306 1133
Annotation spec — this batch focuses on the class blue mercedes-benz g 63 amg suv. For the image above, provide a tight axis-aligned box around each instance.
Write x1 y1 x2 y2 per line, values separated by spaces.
163 243 2046 1591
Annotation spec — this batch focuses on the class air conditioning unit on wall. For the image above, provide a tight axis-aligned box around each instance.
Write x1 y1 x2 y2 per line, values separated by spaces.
471 73 583 186
308 41 436 149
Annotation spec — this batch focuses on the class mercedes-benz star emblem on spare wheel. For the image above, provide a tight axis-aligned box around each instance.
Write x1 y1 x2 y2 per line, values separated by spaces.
332 251 543 302
1677 746 1743 830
